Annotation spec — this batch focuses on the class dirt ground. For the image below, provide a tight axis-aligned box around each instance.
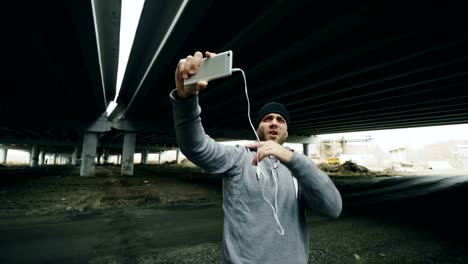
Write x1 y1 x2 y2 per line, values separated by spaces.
0 161 401 217
1 164 468 263
0 165 222 217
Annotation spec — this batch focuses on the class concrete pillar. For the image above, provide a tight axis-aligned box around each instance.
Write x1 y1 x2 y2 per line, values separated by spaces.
158 151 162 164
80 132 98 176
0 149 8 164
40 150 46 165
303 143 310 157
121 132 136 176
141 149 149 164
52 153 57 165
175 149 180 164
103 149 110 164
30 145 40 167
72 146 79 165
96 152 102 165
117 154 121 164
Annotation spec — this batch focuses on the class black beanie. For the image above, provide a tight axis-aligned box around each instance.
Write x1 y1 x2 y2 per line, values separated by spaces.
254 102 290 128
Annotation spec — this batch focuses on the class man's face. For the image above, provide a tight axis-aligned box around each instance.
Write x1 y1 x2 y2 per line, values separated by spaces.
256 113 288 144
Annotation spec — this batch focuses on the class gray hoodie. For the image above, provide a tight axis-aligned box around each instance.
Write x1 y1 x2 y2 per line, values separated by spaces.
170 90 342 264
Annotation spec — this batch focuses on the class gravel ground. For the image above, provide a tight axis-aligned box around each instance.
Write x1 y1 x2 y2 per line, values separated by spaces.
85 212 468 264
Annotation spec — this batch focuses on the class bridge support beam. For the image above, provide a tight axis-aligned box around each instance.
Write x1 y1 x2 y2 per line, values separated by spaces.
80 132 98 176
30 145 40 167
72 146 79 166
175 149 180 164
78 112 111 174
40 150 46 165
97 151 102 165
103 148 110 164
121 132 136 176
303 143 310 157
0 148 8 164
141 149 149 164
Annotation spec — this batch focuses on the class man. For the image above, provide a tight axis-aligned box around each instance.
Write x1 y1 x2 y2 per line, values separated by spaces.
170 51 342 264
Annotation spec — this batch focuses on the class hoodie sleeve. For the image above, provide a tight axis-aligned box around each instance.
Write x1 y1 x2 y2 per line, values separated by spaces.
285 152 342 218
170 90 245 176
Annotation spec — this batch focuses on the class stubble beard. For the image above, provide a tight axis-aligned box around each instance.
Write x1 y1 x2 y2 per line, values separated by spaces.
257 129 286 145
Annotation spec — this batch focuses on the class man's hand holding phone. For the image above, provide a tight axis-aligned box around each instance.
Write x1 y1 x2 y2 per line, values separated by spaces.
175 50 233 99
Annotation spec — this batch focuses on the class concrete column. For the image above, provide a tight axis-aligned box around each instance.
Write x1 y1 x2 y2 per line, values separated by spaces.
72 146 79 165
117 154 121 164
158 151 162 164
80 132 98 176
52 153 57 165
0 149 8 164
303 143 310 157
40 150 46 165
141 149 149 164
96 152 102 165
175 149 180 164
121 132 136 176
30 145 40 167
103 149 110 164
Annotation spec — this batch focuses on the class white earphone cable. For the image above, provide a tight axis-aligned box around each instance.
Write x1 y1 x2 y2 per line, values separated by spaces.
232 68 285 235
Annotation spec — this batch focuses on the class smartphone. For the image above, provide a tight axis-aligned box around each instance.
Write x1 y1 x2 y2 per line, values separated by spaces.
184 50 233 86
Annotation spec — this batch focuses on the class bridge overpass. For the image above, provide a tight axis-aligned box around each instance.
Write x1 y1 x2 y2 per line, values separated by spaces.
1 0 467 175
